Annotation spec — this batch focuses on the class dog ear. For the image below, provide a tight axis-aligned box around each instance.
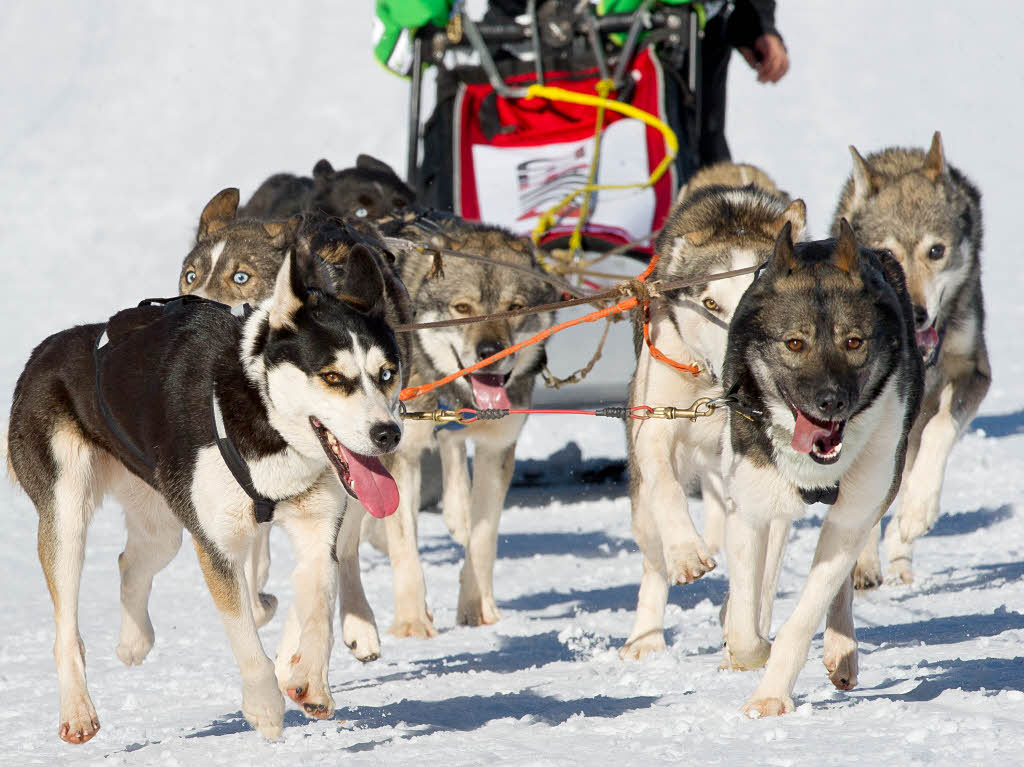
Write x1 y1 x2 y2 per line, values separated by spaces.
768 220 799 275
922 131 947 182
268 246 333 330
337 245 386 318
356 154 397 176
849 146 881 204
263 215 302 248
834 218 861 275
312 159 335 186
197 188 239 240
771 199 806 240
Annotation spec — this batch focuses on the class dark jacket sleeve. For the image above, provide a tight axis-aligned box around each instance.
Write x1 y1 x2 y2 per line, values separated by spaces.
725 0 782 49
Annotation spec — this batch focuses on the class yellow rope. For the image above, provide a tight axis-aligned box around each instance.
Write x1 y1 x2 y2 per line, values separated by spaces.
527 82 679 249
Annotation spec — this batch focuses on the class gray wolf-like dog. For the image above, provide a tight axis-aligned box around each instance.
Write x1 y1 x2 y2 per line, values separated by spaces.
621 163 805 660
719 221 922 715
8 245 403 742
833 131 989 587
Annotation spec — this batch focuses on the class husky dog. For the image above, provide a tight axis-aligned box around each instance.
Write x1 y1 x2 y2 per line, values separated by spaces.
363 211 556 636
239 155 415 222
8 245 403 742
719 221 922 715
833 132 989 587
621 168 806 660
179 197 413 661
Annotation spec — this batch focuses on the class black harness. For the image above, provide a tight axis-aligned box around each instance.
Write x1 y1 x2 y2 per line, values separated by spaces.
94 296 276 523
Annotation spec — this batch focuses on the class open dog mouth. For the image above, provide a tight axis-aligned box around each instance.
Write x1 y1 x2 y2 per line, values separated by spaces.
780 388 846 465
916 324 940 363
309 417 399 518
468 373 511 409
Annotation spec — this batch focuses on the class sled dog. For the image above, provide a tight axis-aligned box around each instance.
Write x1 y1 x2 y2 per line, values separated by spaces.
719 221 922 715
239 155 415 222
8 245 403 742
833 131 990 587
179 193 413 661
366 210 557 636
621 166 806 660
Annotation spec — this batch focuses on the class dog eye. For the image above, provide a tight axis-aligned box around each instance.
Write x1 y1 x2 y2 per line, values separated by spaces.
321 372 341 385
185 270 197 285
928 244 946 260
702 297 719 312
453 303 472 315
355 208 368 218
233 271 250 285
846 337 864 350
786 338 804 352
379 367 394 384
507 301 525 312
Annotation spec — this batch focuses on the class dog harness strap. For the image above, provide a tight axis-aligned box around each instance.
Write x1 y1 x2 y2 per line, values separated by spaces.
94 328 154 470
799 483 840 506
210 392 276 523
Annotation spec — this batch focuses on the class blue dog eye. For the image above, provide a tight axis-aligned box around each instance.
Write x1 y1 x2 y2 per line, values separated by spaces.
185 270 197 284
380 368 393 383
233 272 250 284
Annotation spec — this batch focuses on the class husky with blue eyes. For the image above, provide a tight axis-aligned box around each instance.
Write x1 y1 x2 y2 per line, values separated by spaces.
8 244 404 743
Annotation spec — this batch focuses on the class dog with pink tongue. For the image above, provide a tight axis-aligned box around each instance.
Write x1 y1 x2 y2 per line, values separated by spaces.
718 220 923 716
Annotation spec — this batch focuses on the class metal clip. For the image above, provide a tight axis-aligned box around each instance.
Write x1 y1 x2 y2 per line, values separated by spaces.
636 398 719 422
402 409 473 425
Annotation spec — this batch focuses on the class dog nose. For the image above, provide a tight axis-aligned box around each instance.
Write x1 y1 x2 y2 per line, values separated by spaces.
912 304 929 329
477 341 505 362
816 389 848 418
370 422 401 452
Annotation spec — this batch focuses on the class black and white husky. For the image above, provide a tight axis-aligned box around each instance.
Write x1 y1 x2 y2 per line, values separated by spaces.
719 221 923 716
7 245 403 742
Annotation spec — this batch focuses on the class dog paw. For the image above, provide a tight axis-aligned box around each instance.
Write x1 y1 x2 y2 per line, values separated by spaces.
242 689 285 739
742 696 794 718
898 490 941 544
619 632 666 661
721 636 771 671
456 595 501 627
887 557 914 585
252 592 278 629
852 561 883 591
58 696 100 744
116 624 155 666
285 679 335 721
823 633 859 691
666 542 717 585
342 612 382 663
389 615 438 639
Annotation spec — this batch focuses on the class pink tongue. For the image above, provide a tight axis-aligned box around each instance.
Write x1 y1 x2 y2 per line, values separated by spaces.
469 374 511 409
917 326 939 349
336 445 399 518
792 411 835 454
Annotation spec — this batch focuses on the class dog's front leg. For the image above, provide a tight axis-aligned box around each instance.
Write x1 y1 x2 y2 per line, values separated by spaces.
722 507 771 670
701 463 727 557
852 521 884 590
742 511 872 717
272 479 342 720
385 445 437 638
192 538 284 738
634 419 716 584
334 499 381 661
456 423 521 626
438 430 471 546
823 573 858 690
758 517 792 639
243 524 277 629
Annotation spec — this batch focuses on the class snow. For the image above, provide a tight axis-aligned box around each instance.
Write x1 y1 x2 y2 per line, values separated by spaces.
2 1 1023 764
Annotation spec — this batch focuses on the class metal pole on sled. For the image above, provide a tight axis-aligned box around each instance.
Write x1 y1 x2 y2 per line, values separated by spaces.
406 33 425 190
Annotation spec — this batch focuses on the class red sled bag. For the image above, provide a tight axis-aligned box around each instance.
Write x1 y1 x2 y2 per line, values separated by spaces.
450 48 682 254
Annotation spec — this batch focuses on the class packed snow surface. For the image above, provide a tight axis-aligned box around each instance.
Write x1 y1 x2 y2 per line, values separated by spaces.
2 2 1023 765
